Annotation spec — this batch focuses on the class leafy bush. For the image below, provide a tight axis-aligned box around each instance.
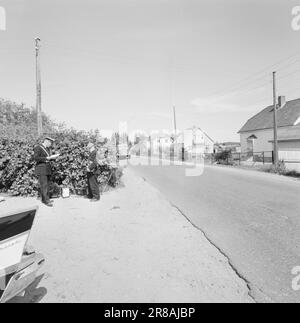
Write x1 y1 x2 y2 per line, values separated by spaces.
0 99 123 196
262 161 300 178
262 160 286 175
214 150 233 165
284 170 300 178
285 170 300 178
0 129 123 196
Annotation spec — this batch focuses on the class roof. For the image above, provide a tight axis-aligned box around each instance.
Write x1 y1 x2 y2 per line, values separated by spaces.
184 127 214 143
247 135 258 139
238 98 300 133
221 142 240 145
215 141 240 146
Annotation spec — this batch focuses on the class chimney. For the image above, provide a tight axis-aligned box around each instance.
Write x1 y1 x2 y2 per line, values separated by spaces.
278 96 286 108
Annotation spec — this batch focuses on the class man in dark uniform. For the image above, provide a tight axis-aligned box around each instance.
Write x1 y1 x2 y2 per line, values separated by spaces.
34 137 58 207
86 143 101 201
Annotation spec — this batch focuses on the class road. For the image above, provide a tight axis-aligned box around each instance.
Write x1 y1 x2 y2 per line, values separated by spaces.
129 158 300 303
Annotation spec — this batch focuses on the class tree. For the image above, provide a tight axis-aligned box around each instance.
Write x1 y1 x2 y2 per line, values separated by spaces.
0 99 57 140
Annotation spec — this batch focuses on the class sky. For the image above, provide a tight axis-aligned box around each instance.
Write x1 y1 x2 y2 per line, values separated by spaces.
1 0 300 141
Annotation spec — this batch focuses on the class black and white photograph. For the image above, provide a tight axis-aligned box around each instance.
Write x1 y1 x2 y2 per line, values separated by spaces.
1 0 300 306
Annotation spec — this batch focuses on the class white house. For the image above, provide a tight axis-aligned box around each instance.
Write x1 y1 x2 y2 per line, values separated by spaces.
239 96 300 170
151 133 174 156
270 125 300 171
176 126 214 154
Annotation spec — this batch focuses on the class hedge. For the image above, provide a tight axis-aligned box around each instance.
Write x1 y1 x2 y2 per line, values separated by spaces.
0 129 123 197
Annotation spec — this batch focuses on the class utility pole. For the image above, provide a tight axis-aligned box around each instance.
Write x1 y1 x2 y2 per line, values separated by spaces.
173 106 177 142
35 38 42 137
272 71 279 166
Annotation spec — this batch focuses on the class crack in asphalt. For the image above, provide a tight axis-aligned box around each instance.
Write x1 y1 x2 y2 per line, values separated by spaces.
170 203 257 303
140 174 258 302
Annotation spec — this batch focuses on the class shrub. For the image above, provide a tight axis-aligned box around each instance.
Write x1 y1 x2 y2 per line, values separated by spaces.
0 130 123 196
214 150 233 165
0 99 123 196
285 170 300 178
284 170 300 178
262 160 286 175
262 161 300 178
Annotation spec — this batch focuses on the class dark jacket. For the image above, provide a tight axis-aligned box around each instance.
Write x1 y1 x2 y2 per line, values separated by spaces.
88 150 100 174
34 144 52 176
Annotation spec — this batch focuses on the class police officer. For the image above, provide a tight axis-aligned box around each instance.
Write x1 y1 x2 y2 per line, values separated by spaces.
86 143 101 201
34 137 58 207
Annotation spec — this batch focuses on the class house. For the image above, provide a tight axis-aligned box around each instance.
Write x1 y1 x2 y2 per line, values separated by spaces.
270 124 300 171
134 132 173 156
239 96 300 154
130 127 214 159
150 132 173 152
239 96 300 170
176 126 214 154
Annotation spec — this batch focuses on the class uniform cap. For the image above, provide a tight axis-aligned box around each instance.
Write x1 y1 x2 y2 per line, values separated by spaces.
45 136 55 142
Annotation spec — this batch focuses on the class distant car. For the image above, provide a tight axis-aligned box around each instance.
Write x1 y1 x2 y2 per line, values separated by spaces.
117 144 130 160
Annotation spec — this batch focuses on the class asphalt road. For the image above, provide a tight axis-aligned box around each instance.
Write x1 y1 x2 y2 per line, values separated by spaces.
129 158 300 303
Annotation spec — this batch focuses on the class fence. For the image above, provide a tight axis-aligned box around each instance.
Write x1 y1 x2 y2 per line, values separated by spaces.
231 151 274 164
151 150 275 165
206 150 300 170
187 151 274 165
132 147 300 171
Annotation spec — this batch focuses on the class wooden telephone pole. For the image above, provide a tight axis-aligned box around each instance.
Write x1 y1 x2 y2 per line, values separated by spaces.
35 38 42 137
272 71 279 166
173 106 177 142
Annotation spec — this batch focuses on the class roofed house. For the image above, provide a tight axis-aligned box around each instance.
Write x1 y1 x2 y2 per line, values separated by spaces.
152 133 173 153
238 96 300 155
176 126 214 154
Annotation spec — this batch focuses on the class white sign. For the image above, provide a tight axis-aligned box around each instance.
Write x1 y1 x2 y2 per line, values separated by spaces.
292 266 300 291
0 232 29 271
0 6 6 31
292 6 300 31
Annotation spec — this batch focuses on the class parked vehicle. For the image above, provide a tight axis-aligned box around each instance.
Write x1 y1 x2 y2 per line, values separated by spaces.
0 207 44 303
117 143 130 160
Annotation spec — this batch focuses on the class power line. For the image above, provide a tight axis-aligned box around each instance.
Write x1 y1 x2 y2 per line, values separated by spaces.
277 66 300 82
280 84 300 96
203 52 300 99
276 55 300 72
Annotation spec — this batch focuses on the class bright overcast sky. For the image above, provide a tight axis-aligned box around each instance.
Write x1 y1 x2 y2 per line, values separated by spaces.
1 0 300 141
